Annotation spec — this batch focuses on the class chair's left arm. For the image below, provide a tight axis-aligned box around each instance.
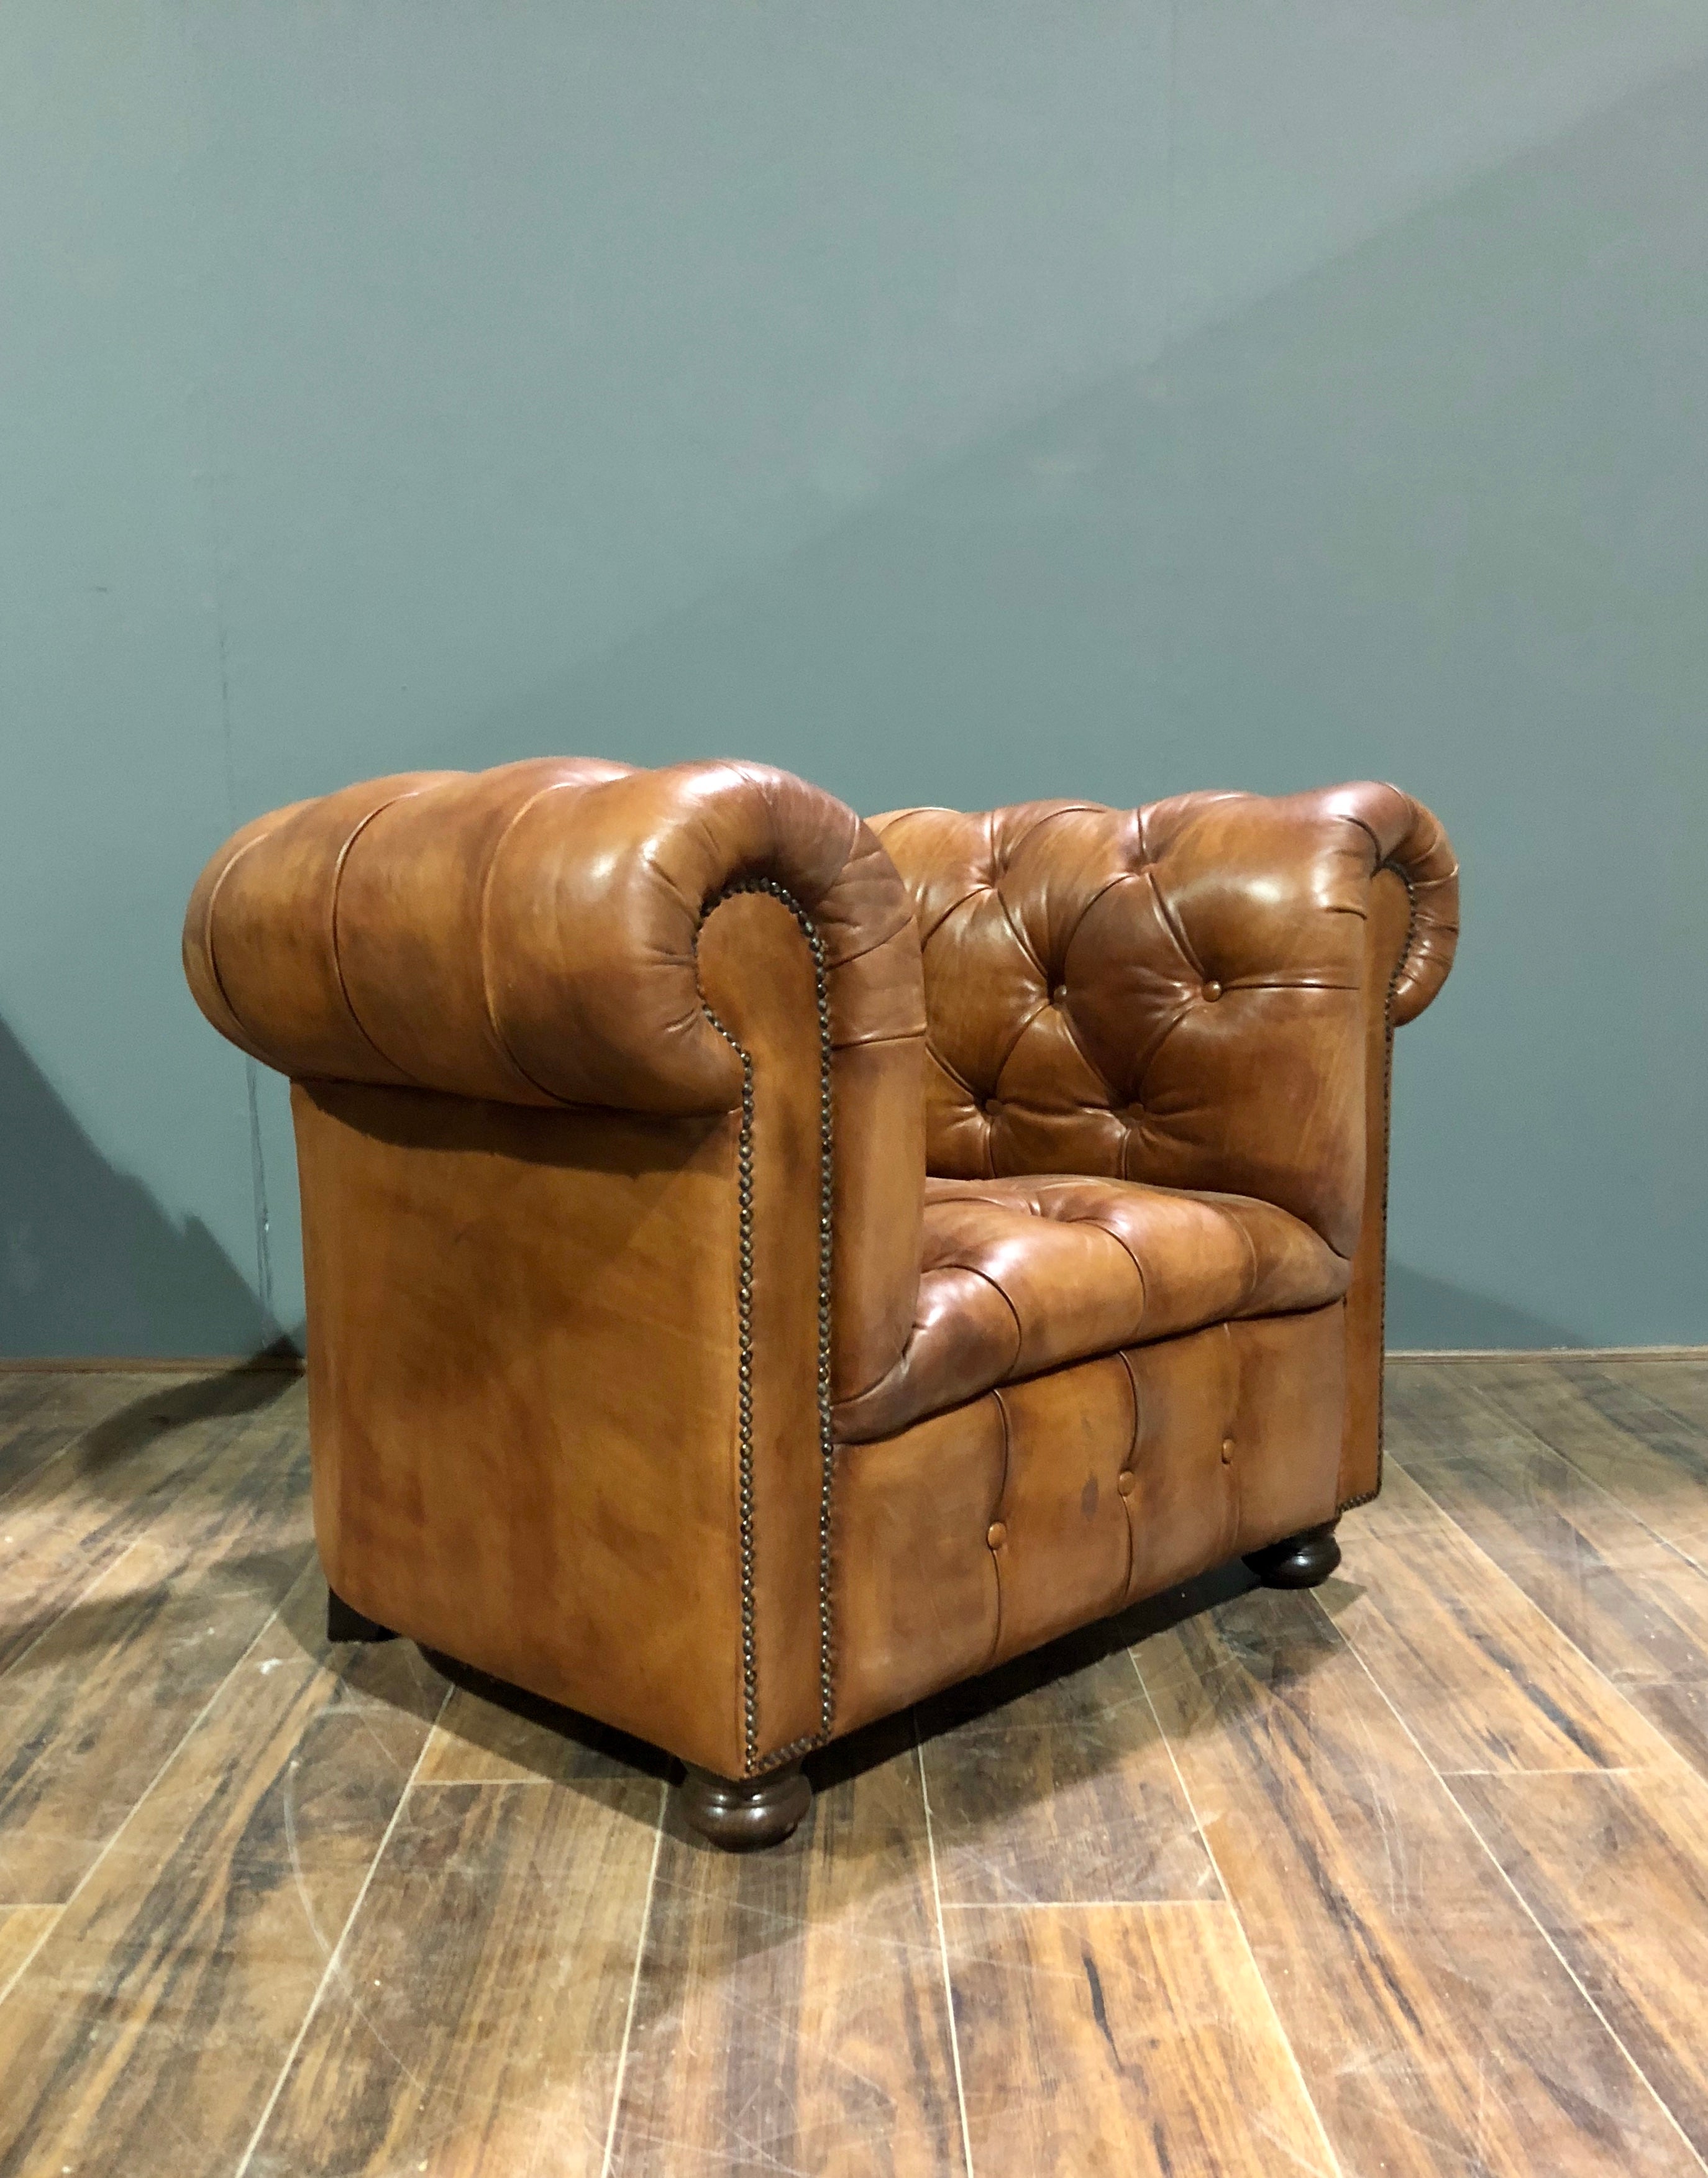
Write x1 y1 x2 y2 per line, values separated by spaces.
1133 780 1459 1506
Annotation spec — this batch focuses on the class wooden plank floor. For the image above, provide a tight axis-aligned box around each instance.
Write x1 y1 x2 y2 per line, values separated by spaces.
1 1354 1707 2174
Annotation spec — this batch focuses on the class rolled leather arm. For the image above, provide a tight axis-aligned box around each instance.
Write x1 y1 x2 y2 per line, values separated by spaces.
1125 778 1459 1252
184 757 926 1110
1139 778 1459 1025
1323 781 1458 1023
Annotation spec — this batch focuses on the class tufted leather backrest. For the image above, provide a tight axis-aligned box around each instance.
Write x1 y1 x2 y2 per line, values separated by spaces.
870 783 1456 1260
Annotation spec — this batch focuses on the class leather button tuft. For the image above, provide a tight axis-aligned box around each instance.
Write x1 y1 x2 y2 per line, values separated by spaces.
1116 1469 1136 1497
1052 984 1068 1004
1221 1436 1235 1464
986 1521 1007 1549
1202 980 1223 1001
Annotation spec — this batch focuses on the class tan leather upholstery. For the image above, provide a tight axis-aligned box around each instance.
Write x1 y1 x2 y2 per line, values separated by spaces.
833 1305 1346 1733
870 785 1455 1257
835 1175 1349 1441
185 758 1456 1786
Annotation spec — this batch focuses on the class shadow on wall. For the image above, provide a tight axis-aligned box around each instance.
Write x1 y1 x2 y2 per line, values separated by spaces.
1386 1264 1586 1352
0 1006 1587 1357
0 1016 272 1357
434 56 1708 1349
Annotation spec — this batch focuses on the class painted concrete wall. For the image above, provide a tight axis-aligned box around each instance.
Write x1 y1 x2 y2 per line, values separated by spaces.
3 2 1705 1354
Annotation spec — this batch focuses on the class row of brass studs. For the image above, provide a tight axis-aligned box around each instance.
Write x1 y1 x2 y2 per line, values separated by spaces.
1337 857 1418 1515
698 878 836 1773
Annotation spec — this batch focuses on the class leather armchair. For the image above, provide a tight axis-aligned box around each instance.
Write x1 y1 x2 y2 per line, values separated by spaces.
184 758 1457 1847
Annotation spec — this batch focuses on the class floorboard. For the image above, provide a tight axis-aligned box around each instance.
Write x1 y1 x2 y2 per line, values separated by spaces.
1134 1582 1694 2176
0 1566 444 2178
1320 1457 1676 1775
918 1638 1219 1908
0 1370 306 1677
1389 1365 1708 1783
1450 1762 1708 2165
1462 1359 1708 1568
944 1900 1335 2177
606 1718 966 2178
0 1351 1704 2173
250 1776 660 2178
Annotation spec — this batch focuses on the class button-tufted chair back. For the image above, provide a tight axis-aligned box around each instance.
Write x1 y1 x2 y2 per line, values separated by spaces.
870 783 1455 1261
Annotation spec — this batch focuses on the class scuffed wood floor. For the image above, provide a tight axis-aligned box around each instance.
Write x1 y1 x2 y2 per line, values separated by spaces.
2 1355 1707 2174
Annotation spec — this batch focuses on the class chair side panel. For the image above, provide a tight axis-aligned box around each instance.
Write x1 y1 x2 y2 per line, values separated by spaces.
294 1080 749 1774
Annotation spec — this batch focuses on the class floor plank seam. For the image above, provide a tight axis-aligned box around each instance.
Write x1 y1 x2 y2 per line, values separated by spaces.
1387 1451 1707 1785
1123 1646 1346 2178
1389 1349 1708 1364
1436 1766 1647 1779
0 1437 80 1520
0 1907 62 2011
597 1775 667 2178
934 1897 1235 1912
230 1672 454 2178
0 1533 152 1692
1548 1441 1708 1589
1397 1377 1708 1590
0 1569 314 2013
915 1710 977 2178
1318 1588 1708 2176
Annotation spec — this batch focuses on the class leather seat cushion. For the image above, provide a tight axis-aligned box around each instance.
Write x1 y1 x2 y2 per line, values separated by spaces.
833 1173 1350 1441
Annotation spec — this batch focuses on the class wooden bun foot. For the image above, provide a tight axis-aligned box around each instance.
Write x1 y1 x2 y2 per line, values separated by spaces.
680 1761 811 1850
1244 1520 1342 1590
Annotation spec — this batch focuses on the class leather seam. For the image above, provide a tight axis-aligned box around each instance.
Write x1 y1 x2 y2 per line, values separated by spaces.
1060 865 1143 960
328 790 455 1086
915 881 992 950
1072 1217 1150 1326
1142 864 1207 986
1219 1205 1263 1315
1222 1320 1243 1551
198 835 270 1055
925 1039 982 1105
988 991 1057 1098
1117 1348 1140 1603
1049 981 1120 1105
477 778 590 1106
820 908 921 975
830 1027 926 1054
992 881 1049 988
954 1264 1027 1380
984 1388 1012 1672
1046 865 1145 1105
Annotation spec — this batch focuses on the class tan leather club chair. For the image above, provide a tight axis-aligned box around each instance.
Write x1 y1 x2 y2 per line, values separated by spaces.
184 759 1456 1848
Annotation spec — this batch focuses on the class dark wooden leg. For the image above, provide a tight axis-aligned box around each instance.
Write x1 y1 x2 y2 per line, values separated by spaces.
680 1761 811 1850
1244 1519 1341 1590
326 1587 398 1644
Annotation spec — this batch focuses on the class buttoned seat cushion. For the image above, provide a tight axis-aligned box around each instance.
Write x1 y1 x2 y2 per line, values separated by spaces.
833 1174 1350 1441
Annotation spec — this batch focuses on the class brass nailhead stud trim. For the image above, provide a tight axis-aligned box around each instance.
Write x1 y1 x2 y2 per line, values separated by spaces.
1117 1469 1136 1497
698 877 837 1776
987 1521 1007 1549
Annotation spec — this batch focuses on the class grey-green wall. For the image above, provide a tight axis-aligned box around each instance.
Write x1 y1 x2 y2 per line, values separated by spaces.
3 2 1704 1357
